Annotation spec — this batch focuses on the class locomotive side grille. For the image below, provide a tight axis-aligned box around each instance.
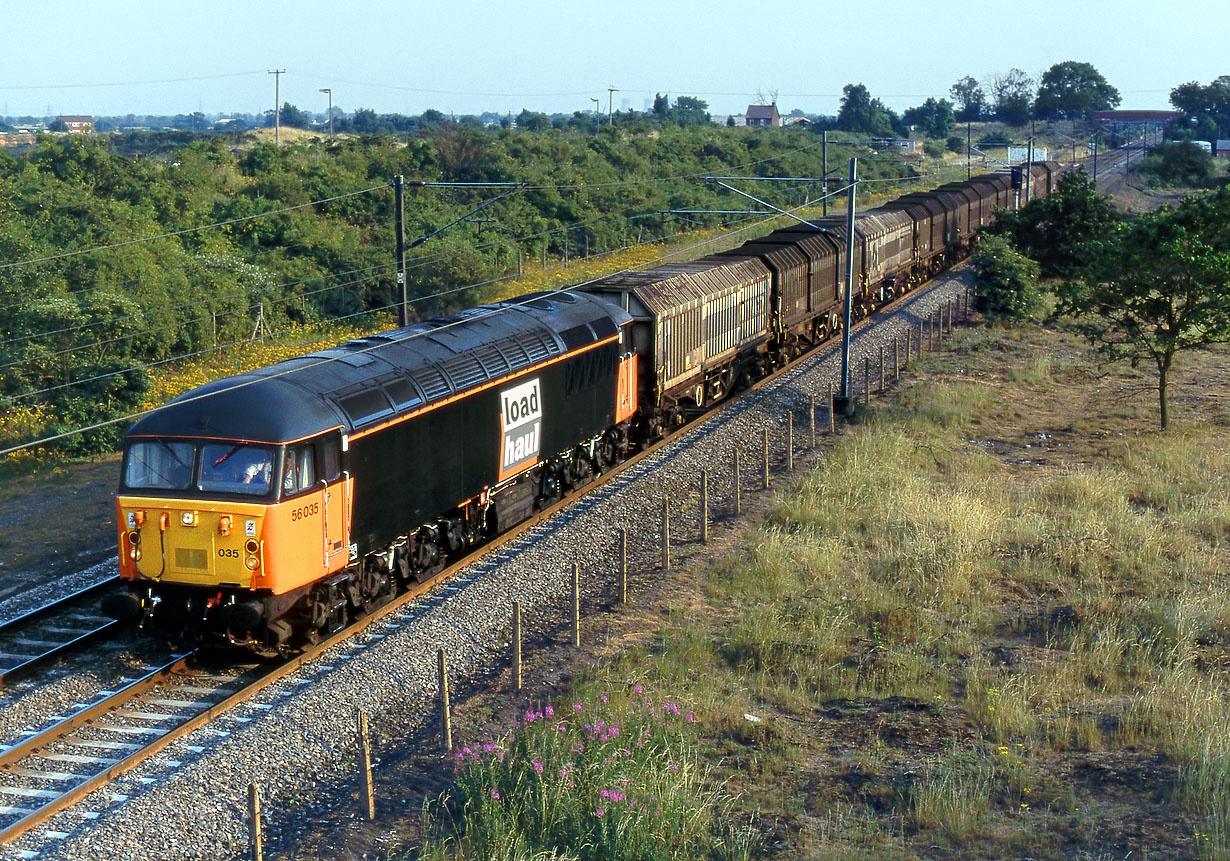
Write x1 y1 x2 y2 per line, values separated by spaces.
412 366 452 402
522 334 552 364
475 344 511 377
499 337 531 370
440 354 486 390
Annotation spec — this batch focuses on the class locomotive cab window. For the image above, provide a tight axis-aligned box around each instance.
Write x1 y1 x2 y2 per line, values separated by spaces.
123 440 195 490
321 435 342 482
199 443 275 496
282 444 317 497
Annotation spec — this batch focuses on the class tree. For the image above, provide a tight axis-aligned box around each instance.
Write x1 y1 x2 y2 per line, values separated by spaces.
1170 76 1230 140
1141 141 1216 187
278 102 311 129
950 76 987 122
970 234 1042 321
988 68 1034 124
671 96 710 126
652 93 669 118
1057 189 1230 429
514 109 551 131
902 98 955 138
836 83 901 137
1034 61 1121 119
987 169 1118 277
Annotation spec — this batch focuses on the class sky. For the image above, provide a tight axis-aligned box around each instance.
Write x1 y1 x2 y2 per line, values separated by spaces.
0 0 1224 121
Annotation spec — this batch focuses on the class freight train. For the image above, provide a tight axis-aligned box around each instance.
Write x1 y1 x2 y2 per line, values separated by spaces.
105 161 1060 650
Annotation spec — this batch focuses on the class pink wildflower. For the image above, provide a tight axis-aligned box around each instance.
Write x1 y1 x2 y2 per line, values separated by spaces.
492 790 500 800
634 684 642 693
596 808 605 817
544 705 554 717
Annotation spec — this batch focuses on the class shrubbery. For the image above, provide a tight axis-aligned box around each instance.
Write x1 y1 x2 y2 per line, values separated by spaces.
970 235 1042 321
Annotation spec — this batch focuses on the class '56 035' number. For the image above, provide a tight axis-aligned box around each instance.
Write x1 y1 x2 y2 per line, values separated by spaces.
291 502 320 522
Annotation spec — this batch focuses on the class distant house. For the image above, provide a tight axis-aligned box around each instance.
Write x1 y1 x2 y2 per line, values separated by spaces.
745 104 780 128
56 115 93 134
1217 140 1230 158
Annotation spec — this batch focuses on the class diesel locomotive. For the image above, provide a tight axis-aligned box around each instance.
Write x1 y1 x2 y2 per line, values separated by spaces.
106 161 1059 650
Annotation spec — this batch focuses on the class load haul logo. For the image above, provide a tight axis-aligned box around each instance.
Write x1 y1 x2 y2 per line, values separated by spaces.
499 378 542 480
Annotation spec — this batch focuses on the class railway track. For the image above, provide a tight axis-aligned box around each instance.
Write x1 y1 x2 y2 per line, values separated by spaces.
0 272 967 853
0 580 120 690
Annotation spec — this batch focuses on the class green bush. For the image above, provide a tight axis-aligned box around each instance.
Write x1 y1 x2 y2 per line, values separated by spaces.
970 235 1042 322
923 139 947 158
946 135 965 154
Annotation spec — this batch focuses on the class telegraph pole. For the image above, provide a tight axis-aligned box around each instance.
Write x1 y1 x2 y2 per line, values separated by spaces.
966 122 972 180
607 86 618 126
834 157 857 416
822 131 828 216
268 69 285 144
394 176 408 327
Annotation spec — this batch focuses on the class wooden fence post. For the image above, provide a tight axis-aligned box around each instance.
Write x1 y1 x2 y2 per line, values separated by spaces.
786 413 793 471
248 782 263 861
438 648 452 754
828 381 835 433
879 345 884 393
618 529 627 605
513 601 522 690
761 427 769 490
359 710 375 820
863 357 870 406
661 499 671 572
571 562 580 647
700 469 709 544
809 395 816 448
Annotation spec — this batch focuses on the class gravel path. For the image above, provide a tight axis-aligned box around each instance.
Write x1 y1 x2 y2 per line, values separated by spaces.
0 272 971 861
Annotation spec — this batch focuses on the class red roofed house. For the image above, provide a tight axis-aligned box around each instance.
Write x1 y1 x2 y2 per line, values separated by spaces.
745 103 780 128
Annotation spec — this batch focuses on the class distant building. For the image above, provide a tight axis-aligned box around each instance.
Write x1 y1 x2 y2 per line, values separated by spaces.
745 104 780 128
1217 140 1230 158
782 116 811 127
56 115 94 134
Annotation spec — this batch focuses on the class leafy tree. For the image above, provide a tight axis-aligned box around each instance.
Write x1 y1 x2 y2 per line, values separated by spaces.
1035 61 1121 119
970 234 1042 321
515 109 551 131
836 83 901 137
986 169 1118 277
1057 188 1230 428
949 76 987 122
902 98 955 138
1141 141 1216 187
278 102 311 129
652 93 669 118
1170 76 1230 140
671 96 710 126
988 68 1034 124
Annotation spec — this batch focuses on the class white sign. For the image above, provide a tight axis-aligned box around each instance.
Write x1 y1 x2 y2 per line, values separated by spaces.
499 378 542 478
1008 146 1049 164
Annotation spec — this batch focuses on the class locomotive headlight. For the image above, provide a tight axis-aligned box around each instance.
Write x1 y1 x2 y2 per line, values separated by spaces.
244 538 261 571
218 516 232 537
181 511 198 527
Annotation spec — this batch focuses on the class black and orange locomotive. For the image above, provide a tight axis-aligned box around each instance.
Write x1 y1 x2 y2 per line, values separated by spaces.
108 163 1059 649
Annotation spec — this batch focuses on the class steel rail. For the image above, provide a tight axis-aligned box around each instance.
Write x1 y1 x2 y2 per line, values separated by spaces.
0 577 119 638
